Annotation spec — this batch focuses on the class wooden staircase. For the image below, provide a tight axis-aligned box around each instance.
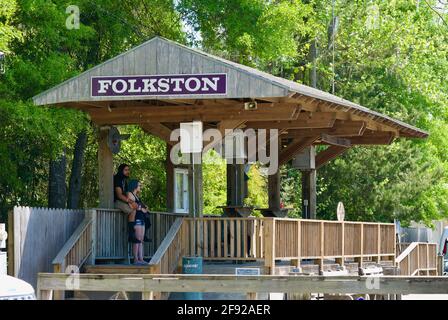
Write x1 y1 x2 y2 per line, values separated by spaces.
396 242 438 275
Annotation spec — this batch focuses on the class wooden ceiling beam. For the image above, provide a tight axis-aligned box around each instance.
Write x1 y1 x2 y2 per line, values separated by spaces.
278 136 320 166
90 102 300 113
156 98 195 105
89 103 301 125
246 112 336 130
203 120 246 152
315 146 350 169
319 134 351 147
349 131 396 145
140 123 175 145
283 120 366 138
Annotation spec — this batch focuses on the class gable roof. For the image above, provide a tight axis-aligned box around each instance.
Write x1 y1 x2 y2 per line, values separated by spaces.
32 36 428 138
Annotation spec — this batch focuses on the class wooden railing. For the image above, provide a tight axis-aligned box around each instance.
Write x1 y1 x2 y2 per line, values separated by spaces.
51 210 95 300
51 211 397 275
51 209 184 269
94 209 183 261
180 217 396 273
396 242 438 276
148 218 184 274
182 217 265 260
274 219 395 260
145 218 185 300
52 210 95 273
396 242 411 255
37 273 448 300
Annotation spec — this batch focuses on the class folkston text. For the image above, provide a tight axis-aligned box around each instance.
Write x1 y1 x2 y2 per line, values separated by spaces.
91 73 227 97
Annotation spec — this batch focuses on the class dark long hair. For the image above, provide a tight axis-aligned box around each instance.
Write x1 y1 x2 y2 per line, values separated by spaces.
115 163 129 179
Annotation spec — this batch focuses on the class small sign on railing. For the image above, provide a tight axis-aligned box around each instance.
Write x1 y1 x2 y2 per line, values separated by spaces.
235 268 260 276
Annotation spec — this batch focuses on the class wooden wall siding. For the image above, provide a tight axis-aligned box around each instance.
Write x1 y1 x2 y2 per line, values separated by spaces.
344 223 362 256
33 37 288 105
301 221 321 257
324 223 342 257
381 225 395 254
275 220 299 258
12 206 85 289
13 206 183 289
363 224 378 255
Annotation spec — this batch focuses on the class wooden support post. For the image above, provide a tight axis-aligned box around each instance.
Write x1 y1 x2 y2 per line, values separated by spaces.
7 210 14 276
335 222 345 266
301 169 316 219
142 292 154 300
268 170 281 210
189 152 203 217
226 163 245 207
38 290 53 300
393 224 397 266
88 209 97 265
438 255 444 276
376 224 381 263
319 221 324 270
52 264 64 300
166 143 175 213
264 219 275 275
341 222 345 266
417 244 420 274
247 292 257 300
237 164 245 204
98 127 114 208
291 220 301 267
356 224 364 268
156 213 161 248
408 255 411 275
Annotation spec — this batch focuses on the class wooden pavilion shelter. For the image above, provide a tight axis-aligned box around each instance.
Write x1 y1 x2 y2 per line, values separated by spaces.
15 37 438 297
32 36 427 219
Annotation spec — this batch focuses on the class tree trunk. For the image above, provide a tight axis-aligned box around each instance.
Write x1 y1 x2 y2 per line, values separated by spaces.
48 149 67 208
67 131 87 209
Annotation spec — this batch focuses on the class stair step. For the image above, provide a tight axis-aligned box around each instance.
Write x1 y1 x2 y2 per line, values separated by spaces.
84 264 154 274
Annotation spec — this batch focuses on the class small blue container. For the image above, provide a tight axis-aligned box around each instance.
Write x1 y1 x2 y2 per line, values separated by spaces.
182 256 203 300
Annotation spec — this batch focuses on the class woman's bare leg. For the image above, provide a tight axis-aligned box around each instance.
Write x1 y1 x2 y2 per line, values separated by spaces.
135 226 145 261
132 243 139 263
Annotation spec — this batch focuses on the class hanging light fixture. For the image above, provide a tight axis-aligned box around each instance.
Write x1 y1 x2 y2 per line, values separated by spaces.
0 52 5 74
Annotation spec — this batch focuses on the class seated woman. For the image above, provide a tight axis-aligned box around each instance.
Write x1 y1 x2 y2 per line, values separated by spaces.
127 179 148 265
